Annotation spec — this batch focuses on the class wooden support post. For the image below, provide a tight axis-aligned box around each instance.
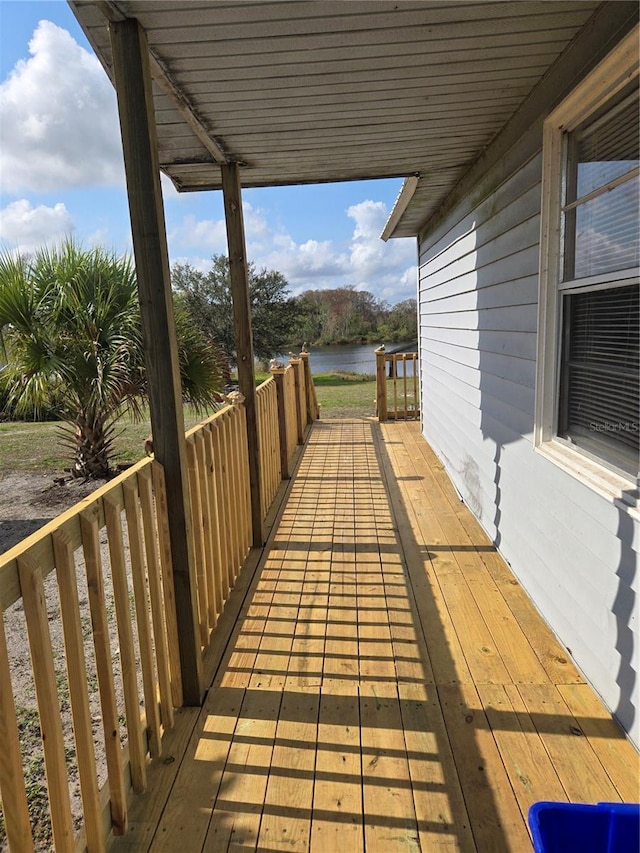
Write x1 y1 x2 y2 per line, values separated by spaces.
289 356 305 444
375 347 388 422
221 163 264 547
109 18 203 705
271 367 290 480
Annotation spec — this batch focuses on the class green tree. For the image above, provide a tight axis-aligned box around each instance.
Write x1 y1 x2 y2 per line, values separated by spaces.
379 298 418 343
292 286 385 344
0 242 223 478
173 254 300 363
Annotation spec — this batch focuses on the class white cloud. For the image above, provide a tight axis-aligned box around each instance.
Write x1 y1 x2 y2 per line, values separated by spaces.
0 198 74 252
166 197 417 303
0 20 123 193
168 214 227 254
346 200 417 301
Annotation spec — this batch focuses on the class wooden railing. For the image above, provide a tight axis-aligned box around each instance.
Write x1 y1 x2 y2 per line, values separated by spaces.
185 404 252 651
0 360 318 852
270 358 311 479
375 348 420 422
256 377 280 519
0 456 176 852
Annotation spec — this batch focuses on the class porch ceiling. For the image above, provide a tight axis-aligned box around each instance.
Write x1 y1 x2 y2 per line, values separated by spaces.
69 0 601 234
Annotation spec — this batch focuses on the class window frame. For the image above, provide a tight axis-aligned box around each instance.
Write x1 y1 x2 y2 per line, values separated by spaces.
535 26 639 506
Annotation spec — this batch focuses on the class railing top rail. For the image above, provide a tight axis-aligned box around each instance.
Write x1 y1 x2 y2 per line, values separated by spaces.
184 402 234 440
256 376 275 393
0 455 154 610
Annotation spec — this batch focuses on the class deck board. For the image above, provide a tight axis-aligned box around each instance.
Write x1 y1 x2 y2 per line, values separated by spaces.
110 419 638 852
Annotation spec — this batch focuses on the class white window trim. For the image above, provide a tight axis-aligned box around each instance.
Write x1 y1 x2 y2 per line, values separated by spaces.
535 25 639 509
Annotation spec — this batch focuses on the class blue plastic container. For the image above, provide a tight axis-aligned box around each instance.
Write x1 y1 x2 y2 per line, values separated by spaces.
528 802 640 852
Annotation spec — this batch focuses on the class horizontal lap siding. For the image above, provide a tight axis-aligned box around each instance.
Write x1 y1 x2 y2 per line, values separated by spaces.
418 143 639 744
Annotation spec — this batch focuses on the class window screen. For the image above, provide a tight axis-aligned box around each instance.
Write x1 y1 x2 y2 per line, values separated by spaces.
563 88 640 281
559 284 639 475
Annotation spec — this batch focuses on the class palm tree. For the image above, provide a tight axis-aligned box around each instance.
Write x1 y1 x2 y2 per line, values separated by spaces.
0 241 222 478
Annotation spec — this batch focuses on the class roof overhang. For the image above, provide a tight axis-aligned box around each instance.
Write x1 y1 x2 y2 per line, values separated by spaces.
70 0 617 237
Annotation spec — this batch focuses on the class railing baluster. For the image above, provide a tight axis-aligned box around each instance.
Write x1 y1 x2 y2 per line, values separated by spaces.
53 531 105 852
184 438 209 649
138 469 174 730
239 403 253 552
404 354 410 416
19 555 75 851
102 497 147 793
257 387 267 518
222 411 241 583
393 355 398 417
231 408 245 575
231 405 249 563
0 612 33 852
211 420 231 601
271 382 280 492
79 512 127 835
122 482 162 758
152 461 183 708
194 432 217 631
375 347 387 421
204 425 224 623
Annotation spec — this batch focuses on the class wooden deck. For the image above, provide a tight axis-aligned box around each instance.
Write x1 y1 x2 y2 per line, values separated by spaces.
111 420 638 852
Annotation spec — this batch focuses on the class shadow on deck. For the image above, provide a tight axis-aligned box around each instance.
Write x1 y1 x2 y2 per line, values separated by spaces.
111 420 637 852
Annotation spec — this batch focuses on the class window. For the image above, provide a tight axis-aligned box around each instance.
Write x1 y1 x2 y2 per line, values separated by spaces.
536 28 639 498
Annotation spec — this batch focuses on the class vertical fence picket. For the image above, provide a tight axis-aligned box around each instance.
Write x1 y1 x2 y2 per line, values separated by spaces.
393 356 398 416
18 555 75 852
79 513 127 835
0 612 33 852
204 425 223 623
52 531 105 851
375 348 387 421
238 404 253 552
102 495 146 793
402 354 408 415
152 461 183 708
230 407 248 566
211 420 231 601
122 482 162 758
271 383 280 493
265 381 279 508
229 409 243 578
257 388 266 518
195 431 217 630
221 412 240 585
186 438 209 649
137 469 174 730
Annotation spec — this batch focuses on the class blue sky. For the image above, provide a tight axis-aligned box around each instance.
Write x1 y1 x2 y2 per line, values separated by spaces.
0 1 417 303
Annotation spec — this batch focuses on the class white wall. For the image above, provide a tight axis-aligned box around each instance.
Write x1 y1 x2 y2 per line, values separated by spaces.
418 145 639 746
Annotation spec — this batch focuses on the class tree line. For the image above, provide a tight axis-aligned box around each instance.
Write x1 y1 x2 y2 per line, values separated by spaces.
0 246 416 476
174 254 417 363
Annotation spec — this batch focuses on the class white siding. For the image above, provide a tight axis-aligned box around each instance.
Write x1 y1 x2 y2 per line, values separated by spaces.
418 141 639 745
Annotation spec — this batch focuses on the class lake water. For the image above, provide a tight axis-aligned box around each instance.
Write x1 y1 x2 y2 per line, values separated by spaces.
275 343 416 375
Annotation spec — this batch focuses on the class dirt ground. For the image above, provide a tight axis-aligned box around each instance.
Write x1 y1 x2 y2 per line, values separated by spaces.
0 472 108 555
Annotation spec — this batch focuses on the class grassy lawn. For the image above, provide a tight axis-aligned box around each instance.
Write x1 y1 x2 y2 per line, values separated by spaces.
0 408 211 474
313 371 377 418
0 372 378 475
